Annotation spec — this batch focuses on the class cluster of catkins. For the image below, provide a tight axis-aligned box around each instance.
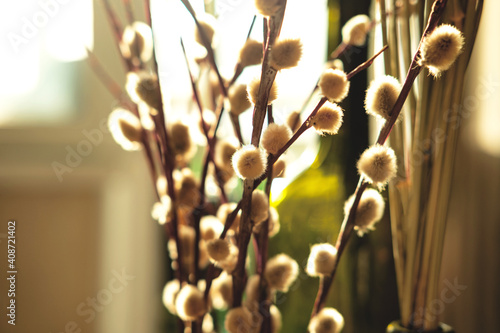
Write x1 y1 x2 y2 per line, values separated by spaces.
105 0 465 330
305 13 465 333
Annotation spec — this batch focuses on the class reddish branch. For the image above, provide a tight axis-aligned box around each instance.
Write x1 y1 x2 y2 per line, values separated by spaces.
311 0 449 317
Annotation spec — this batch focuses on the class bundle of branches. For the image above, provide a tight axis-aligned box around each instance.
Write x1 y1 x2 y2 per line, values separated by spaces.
378 0 483 330
88 0 478 332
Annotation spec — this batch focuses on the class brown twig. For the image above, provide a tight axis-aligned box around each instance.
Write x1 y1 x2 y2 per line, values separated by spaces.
86 48 162 203
255 139 275 333
180 39 228 201
376 1 447 145
228 15 258 86
143 0 152 27
141 8 186 286
179 0 227 98
310 0 449 317
347 45 388 79
232 3 288 308
85 48 126 102
179 0 255 148
180 38 228 281
99 0 134 71
122 0 135 24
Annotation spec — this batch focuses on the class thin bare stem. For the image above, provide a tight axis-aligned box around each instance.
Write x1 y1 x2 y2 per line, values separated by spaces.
99 0 134 71
247 15 257 40
229 113 245 145
255 150 274 333
232 3 287 308
377 0 448 145
180 38 228 281
228 15 258 87
122 0 135 24
180 38 228 201
85 48 126 102
310 0 449 317
86 47 162 204
179 0 227 98
143 9 187 286
101 0 123 39
347 45 388 79
143 0 152 27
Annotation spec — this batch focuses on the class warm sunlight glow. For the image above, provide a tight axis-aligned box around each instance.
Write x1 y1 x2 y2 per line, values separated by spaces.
0 1 93 125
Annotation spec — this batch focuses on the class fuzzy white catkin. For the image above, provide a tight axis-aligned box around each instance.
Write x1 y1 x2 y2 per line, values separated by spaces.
200 215 224 240
270 305 282 333
318 69 350 102
211 272 233 310
270 38 303 70
198 109 216 136
175 284 206 321
268 206 281 237
344 188 385 237
261 123 292 155
330 59 344 71
202 313 215 333
125 72 144 104
239 39 263 67
156 175 168 198
225 307 254 333
215 138 239 173
244 275 260 308
247 77 279 105
198 240 210 269
254 0 285 16
206 239 231 262
341 14 371 46
419 24 464 77
308 307 345 333
306 243 338 277
272 159 286 179
175 169 200 209
133 73 162 111
232 145 267 180
168 225 195 265
170 121 195 158
108 108 143 151
254 206 280 237
250 190 269 225
264 253 299 292
151 195 172 225
194 14 216 47
216 243 239 273
217 202 241 232
311 102 344 135
286 110 301 133
162 280 180 315
365 75 402 121
119 22 153 63
357 145 397 186
228 84 252 116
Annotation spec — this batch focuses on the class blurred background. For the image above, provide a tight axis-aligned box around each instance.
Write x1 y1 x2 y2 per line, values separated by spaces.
0 0 499 332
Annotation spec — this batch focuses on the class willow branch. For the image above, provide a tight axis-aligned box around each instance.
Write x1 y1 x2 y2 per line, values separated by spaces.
179 0 227 98
100 0 134 71
311 0 448 316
